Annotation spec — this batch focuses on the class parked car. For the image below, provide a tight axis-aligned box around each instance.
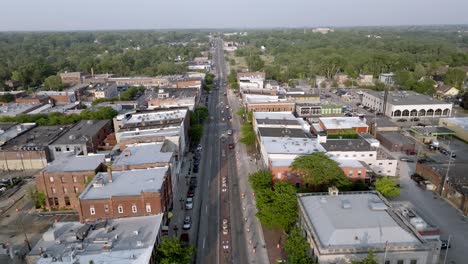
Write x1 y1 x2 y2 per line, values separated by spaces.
183 216 192 229
190 177 197 187
196 144 203 152
410 117 420 122
406 150 417 155
440 239 451 250
227 129 232 135
185 197 193 210
187 186 195 197
228 143 235 150
400 157 414 162
397 118 407 122
180 233 189 246
192 165 199 173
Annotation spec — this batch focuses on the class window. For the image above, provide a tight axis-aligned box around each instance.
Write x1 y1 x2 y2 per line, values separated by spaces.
295 183 300 188
353 154 356 157
63 187 68 194
410 260 417 264
277 172 282 179
64 197 70 206
74 187 79 193
132 204 138 213
49 177 54 183
389 162 393 165
55 147 62 152
118 205 123 214
379 163 383 165
104 204 109 213
146 203 151 213
357 171 362 176
348 171 353 176
345 155 349 158
61 176 66 183
384 261 390 264
90 206 95 215
286 172 291 179
73 176 77 183
369 154 373 157
397 260 404 264
51 187 56 194
66 147 70 152
361 154 365 157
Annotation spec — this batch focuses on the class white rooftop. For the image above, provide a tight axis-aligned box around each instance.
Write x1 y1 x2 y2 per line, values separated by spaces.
245 94 283 103
0 102 41 116
79 167 168 200
116 109 187 124
118 126 180 140
44 154 105 172
32 214 163 264
299 192 422 248
254 112 297 120
319 117 368 130
332 158 366 168
262 137 325 154
113 142 173 166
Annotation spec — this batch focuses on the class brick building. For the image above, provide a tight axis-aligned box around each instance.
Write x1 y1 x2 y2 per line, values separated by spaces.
316 117 369 135
36 154 106 210
60 72 86 84
111 142 174 171
78 167 172 223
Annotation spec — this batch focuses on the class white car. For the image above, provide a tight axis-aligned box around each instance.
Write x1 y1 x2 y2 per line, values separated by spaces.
227 129 232 135
357 91 364 95
222 219 229 235
185 197 193 210
183 216 192 229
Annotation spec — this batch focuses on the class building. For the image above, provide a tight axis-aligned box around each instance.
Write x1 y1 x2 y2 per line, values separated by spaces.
36 154 106 210
36 91 77 103
238 72 265 90
322 138 398 176
92 83 118 99
78 167 172 223
311 27 334 34
439 117 468 142
361 90 453 118
175 78 202 89
27 214 164 264
188 57 211 71
83 73 114 84
332 158 370 182
253 112 310 132
0 122 36 145
334 73 349 85
297 190 440 264
357 74 374 86
365 116 399 135
379 72 395 85
0 125 71 171
314 117 369 136
4 80 21 89
109 76 170 87
0 102 44 117
49 120 112 159
244 95 295 112
59 72 87 84
436 84 459 98
112 142 174 171
376 131 416 153
147 87 199 110
0 90 27 100
264 80 280 90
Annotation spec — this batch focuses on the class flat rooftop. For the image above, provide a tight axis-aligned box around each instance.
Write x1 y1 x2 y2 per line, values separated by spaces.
262 137 325 154
410 126 455 136
1 125 71 151
253 112 297 120
258 127 308 138
333 158 367 168
320 117 368 130
118 126 180 141
117 109 187 126
256 118 300 126
31 214 163 264
298 192 423 248
0 102 41 116
43 154 105 173
113 142 173 166
321 139 373 152
440 117 468 129
79 167 168 200
365 90 452 106
378 131 415 145
365 116 398 128
52 120 110 145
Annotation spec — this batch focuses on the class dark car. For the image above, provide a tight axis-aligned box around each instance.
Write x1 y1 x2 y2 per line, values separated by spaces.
410 117 420 122
397 118 407 122
192 165 199 173
187 186 195 197
180 233 189 246
440 239 451 250
228 143 235 150
190 177 198 187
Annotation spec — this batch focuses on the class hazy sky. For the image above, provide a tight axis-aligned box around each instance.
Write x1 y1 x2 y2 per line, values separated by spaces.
1 0 468 31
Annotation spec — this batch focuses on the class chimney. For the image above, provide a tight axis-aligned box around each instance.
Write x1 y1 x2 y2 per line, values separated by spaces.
107 167 113 182
328 186 339 196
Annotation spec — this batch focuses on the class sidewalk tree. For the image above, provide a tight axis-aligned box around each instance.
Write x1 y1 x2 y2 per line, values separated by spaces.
191 106 209 125
256 181 298 231
27 186 46 209
285 227 315 264
374 177 400 198
240 123 256 146
189 124 203 144
43 75 66 90
249 170 273 191
352 250 378 264
156 237 194 264
291 153 351 190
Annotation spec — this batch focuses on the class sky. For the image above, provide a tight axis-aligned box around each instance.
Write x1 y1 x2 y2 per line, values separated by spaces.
1 0 468 31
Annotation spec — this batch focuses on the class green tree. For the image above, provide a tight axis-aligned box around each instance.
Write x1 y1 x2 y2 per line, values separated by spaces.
156 237 194 264
0 93 16 103
290 153 351 190
191 106 209 125
43 75 65 90
374 177 400 198
189 124 203 144
240 123 256 146
249 170 272 191
27 187 46 209
246 54 265 71
256 181 298 231
414 63 427 80
284 227 315 264
352 250 378 264
445 68 466 88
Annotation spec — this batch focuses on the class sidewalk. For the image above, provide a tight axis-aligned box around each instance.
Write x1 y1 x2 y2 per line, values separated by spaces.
228 90 270 264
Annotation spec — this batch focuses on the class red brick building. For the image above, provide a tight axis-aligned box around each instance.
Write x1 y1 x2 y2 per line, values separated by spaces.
78 167 172 223
36 154 106 210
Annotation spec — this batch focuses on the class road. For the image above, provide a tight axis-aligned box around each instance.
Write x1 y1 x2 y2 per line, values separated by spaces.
195 37 249 264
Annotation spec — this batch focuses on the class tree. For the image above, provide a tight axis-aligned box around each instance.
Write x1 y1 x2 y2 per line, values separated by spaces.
246 54 265 71
352 250 378 264
27 187 46 209
284 227 315 264
256 181 298 231
0 93 15 103
374 177 400 198
156 237 194 264
189 124 203 144
249 170 273 191
290 153 351 190
240 123 256 146
413 63 427 80
43 75 65 90
445 68 466 88
191 106 209 125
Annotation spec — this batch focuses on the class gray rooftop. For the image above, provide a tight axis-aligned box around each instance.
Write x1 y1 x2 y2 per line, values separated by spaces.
79 167 168 200
43 154 105 173
321 139 373 152
256 118 300 126
113 142 173 166
298 192 422 248
365 90 452 106
258 127 308 138
51 120 110 145
410 126 455 136
1 125 71 150
377 131 415 145
31 214 163 264
365 116 398 128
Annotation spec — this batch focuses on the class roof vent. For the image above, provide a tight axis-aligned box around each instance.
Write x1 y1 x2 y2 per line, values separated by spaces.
87 120 94 125
133 230 139 236
136 240 144 247
369 200 387 211
69 134 76 140
328 186 339 196
341 199 351 209
320 197 327 203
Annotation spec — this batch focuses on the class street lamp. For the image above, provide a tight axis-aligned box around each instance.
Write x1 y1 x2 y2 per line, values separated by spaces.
17 211 31 251
439 150 455 196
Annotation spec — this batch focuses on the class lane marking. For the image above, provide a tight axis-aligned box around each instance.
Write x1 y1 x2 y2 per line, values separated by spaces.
206 205 208 214
203 237 206 249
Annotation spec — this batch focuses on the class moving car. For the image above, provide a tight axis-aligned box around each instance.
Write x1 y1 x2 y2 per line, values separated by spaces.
399 157 414 162
222 219 229 235
185 197 193 210
187 186 195 197
227 129 232 135
183 216 192 229
440 239 451 250
228 143 235 150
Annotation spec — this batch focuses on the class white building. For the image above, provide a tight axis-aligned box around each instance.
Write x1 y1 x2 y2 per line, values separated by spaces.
362 90 453 118
298 190 440 264
379 73 395 85
238 72 265 90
